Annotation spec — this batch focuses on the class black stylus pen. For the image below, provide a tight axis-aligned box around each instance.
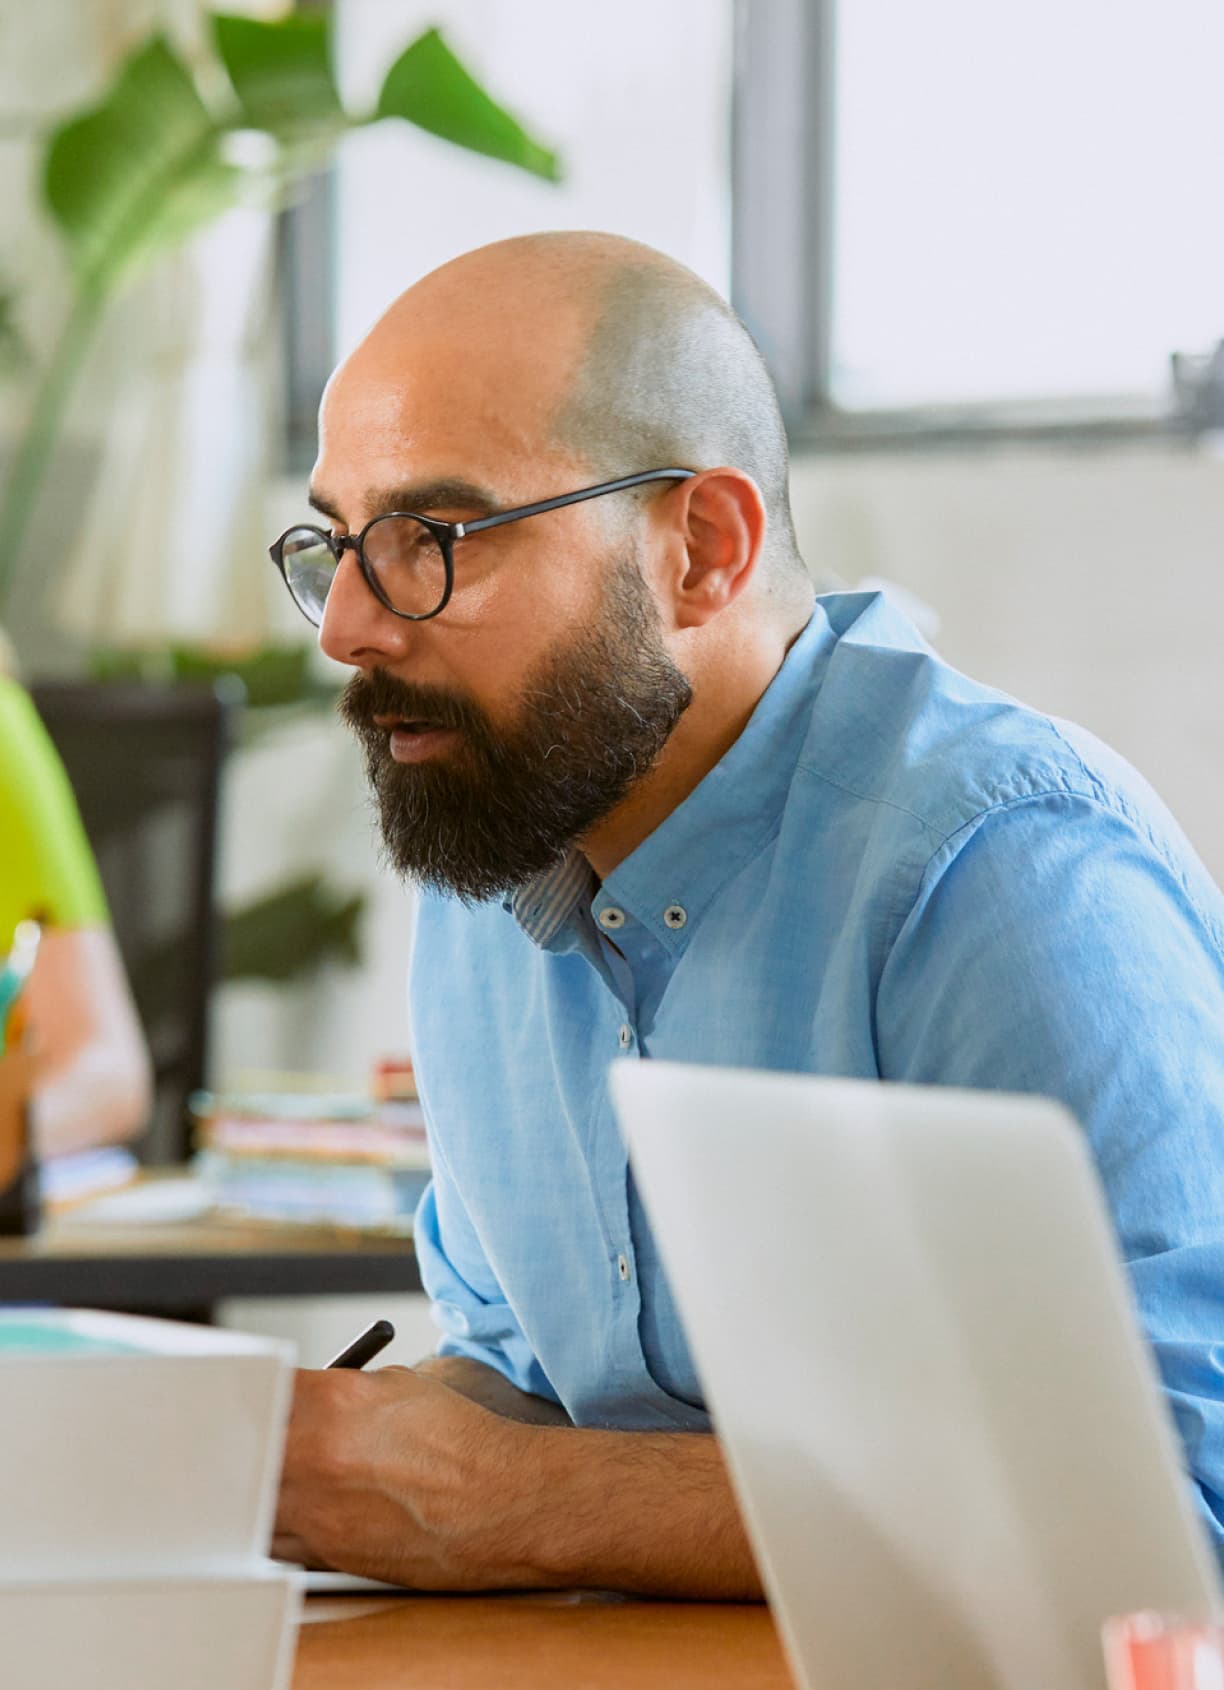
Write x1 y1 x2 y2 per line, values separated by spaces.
326 1318 396 1370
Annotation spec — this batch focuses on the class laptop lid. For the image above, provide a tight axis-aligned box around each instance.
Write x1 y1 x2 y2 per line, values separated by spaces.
611 1062 1220 1690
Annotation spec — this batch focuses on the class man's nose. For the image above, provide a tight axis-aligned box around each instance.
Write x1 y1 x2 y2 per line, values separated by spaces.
318 549 412 668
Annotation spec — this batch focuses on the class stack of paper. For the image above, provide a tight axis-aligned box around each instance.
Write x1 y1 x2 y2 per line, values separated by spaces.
193 1089 430 1233
0 1309 300 1690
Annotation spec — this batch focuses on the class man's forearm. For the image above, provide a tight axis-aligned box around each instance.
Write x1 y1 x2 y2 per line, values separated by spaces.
416 1352 761 1598
512 1423 763 1599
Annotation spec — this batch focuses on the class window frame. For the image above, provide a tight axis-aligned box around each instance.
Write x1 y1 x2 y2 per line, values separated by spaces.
278 167 336 476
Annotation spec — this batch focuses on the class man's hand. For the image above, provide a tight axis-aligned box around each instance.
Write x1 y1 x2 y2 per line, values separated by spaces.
273 1364 546 1589
274 1360 763 1598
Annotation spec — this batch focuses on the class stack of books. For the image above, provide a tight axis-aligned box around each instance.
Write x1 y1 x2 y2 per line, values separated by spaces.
0 1309 299 1690
192 1070 430 1234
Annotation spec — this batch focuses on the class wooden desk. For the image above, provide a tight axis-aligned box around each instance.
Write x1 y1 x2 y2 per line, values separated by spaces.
293 1593 797 1690
0 1200 420 1310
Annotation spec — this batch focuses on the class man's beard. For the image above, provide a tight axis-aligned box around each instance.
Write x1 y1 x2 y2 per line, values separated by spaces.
338 557 693 902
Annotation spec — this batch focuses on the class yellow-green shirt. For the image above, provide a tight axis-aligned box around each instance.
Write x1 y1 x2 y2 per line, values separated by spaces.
0 676 107 952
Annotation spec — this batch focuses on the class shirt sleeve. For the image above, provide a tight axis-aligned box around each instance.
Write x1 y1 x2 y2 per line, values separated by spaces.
413 1137 562 1404
0 679 107 949
876 790 1224 1548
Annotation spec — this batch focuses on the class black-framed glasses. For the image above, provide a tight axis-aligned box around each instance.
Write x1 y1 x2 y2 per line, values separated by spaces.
269 467 696 627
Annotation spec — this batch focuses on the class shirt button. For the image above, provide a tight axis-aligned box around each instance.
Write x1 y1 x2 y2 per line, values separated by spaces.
599 907 626 930
663 904 687 929
617 1253 631 1281
618 1023 633 1049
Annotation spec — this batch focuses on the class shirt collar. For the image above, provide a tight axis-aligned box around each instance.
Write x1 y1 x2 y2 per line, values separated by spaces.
510 848 594 947
510 603 837 952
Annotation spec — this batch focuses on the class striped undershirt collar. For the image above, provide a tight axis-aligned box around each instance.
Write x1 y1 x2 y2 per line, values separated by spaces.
510 850 594 946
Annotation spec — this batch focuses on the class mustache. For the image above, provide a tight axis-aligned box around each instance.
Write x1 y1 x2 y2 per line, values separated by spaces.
339 668 485 738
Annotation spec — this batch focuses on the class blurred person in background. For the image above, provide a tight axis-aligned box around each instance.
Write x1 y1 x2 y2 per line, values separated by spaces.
0 629 152 1159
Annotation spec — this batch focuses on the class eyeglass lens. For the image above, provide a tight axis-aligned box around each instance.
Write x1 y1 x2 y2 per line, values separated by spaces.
280 515 449 624
279 529 336 624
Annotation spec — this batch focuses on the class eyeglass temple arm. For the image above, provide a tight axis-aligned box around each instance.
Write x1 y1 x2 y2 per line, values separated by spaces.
454 469 695 538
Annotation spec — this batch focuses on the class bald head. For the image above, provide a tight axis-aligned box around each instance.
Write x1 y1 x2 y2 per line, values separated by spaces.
546 235 802 586
341 233 806 596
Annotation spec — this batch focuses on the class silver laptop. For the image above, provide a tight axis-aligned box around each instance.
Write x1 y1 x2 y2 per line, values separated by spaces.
610 1062 1221 1690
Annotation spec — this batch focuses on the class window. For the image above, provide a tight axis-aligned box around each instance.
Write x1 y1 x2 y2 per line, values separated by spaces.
733 0 1224 441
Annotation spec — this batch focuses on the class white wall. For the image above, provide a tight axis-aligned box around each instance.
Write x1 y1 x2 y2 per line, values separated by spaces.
789 441 1224 884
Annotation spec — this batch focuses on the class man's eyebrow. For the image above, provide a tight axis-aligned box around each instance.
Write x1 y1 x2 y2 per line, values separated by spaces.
307 479 503 524
307 486 344 522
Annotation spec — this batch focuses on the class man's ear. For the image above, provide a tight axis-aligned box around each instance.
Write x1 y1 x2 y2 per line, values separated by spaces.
665 469 768 631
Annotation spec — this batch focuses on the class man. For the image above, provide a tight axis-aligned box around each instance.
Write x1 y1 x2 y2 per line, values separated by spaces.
272 232 1224 1596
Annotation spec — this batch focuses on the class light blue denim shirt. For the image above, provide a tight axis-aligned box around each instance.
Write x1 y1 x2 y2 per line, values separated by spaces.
409 591 1224 1545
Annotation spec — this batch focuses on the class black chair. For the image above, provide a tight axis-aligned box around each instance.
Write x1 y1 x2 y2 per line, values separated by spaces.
30 681 241 1163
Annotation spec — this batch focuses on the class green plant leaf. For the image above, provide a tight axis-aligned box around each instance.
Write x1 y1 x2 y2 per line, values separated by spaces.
376 27 560 182
43 35 242 296
223 873 365 984
211 10 346 142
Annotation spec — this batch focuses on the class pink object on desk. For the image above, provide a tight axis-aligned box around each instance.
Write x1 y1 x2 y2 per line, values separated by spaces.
1104 1613 1224 1690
